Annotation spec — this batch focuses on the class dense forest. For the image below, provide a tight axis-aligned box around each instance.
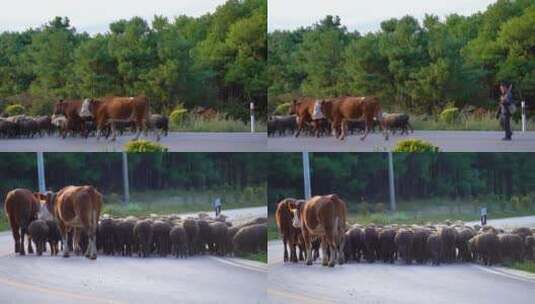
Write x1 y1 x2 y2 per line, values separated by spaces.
0 152 267 203
268 0 535 115
267 153 535 210
0 0 267 121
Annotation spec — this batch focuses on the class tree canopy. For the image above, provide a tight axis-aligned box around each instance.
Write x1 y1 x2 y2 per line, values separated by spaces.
0 0 267 120
267 153 535 210
268 0 535 115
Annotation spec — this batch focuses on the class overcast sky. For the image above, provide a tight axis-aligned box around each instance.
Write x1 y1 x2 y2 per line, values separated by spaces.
0 0 227 34
269 0 496 33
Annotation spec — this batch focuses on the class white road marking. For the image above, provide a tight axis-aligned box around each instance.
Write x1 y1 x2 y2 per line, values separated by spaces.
209 256 267 273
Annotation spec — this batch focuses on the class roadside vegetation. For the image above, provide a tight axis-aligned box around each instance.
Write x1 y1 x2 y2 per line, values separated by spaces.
242 251 267 263
504 261 535 274
171 113 266 133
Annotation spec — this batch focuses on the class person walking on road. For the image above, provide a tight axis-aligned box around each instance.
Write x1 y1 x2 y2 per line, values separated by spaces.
496 82 514 141
213 197 222 217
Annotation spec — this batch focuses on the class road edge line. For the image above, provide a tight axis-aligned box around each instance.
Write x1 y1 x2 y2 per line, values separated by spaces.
472 264 535 284
209 256 267 273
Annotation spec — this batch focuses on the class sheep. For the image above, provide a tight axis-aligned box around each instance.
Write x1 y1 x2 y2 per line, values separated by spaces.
134 220 153 258
363 226 379 263
440 227 457 263
412 228 431 264
473 232 501 266
116 219 135 256
46 220 61 256
170 224 188 258
395 229 414 264
456 228 475 262
209 221 229 256
28 220 49 256
152 220 172 257
233 224 266 255
427 233 442 265
498 233 524 262
378 228 396 264
183 218 199 256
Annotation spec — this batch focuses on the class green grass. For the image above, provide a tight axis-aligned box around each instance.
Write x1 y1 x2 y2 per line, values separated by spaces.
411 113 527 131
241 251 267 263
268 216 279 240
171 113 266 133
0 211 9 231
101 188 266 218
503 261 535 274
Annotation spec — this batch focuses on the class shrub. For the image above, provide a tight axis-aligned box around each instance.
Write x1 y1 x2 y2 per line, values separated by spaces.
393 139 440 152
124 140 168 152
273 102 291 115
374 202 386 213
440 107 459 124
169 106 188 128
357 202 370 216
4 104 25 116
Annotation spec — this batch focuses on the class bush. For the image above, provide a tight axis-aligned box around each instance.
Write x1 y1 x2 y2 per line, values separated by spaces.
440 107 459 124
124 140 168 152
273 102 291 115
4 104 25 116
169 106 188 128
393 139 440 152
357 202 370 216
374 202 386 213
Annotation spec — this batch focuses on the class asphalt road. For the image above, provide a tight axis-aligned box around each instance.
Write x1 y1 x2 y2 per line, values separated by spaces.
267 216 535 304
0 206 267 304
267 131 535 152
0 132 267 152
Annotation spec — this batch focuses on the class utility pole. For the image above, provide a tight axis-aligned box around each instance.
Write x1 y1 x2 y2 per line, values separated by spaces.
388 152 396 212
122 152 130 205
36 152 46 192
302 152 311 199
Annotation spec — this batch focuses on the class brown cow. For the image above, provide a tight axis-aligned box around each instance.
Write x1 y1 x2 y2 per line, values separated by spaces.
291 194 347 267
320 96 388 141
43 186 102 259
275 198 305 263
289 97 324 137
81 95 158 142
4 189 41 255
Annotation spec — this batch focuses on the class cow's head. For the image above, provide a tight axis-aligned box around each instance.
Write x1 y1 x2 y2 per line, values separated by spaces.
40 191 57 219
288 100 298 115
290 200 305 229
53 100 66 115
79 98 95 118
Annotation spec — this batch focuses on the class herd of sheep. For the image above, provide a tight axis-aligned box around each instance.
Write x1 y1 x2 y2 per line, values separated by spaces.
268 113 413 137
0 114 168 139
26 213 267 259
339 222 535 266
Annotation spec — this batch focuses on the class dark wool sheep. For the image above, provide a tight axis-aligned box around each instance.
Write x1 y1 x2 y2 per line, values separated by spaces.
440 227 457 263
98 218 117 255
525 236 535 260
473 232 501 266
233 224 267 255
512 227 533 260
346 227 365 263
456 228 475 262
427 233 442 265
197 219 213 254
152 220 172 257
183 218 199 256
499 233 524 262
170 224 188 258
411 228 430 264
209 221 229 256
133 220 153 258
241 217 268 227
28 220 49 256
395 229 414 264
116 220 135 256
378 228 396 264
46 220 61 256
363 226 379 263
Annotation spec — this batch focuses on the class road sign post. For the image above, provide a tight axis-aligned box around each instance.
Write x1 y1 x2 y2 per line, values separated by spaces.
302 152 311 200
521 101 527 133
122 152 130 205
37 152 46 193
388 152 396 212
250 102 255 133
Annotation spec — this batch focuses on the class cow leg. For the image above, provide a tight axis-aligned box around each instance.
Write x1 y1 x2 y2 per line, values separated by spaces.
303 231 313 265
361 120 369 141
27 232 34 254
338 234 345 265
282 237 288 262
110 122 118 141
320 238 329 266
11 225 20 253
295 117 304 138
60 222 70 258
327 238 337 267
